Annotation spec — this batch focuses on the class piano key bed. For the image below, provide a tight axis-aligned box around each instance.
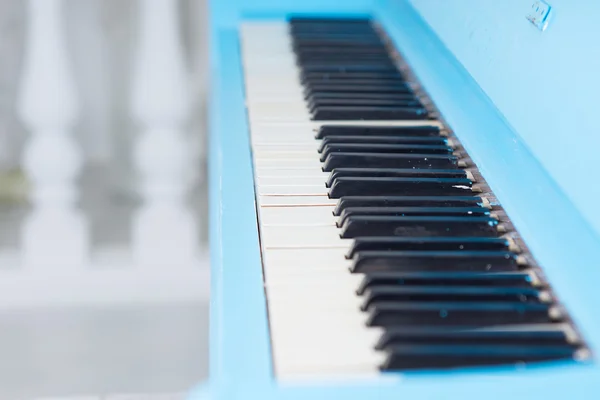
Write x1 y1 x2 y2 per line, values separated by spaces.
240 17 589 380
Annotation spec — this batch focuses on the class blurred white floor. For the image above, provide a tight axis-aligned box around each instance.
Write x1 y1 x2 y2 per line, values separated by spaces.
0 164 210 399
0 301 209 400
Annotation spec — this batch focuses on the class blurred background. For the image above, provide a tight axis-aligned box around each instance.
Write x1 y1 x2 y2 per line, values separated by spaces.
0 0 210 398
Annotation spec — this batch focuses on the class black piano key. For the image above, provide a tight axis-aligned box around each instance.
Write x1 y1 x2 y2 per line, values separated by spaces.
315 125 440 139
291 25 377 30
291 23 375 31
319 137 447 153
361 286 547 311
348 237 510 258
305 83 412 94
289 16 372 22
290 20 373 26
334 196 485 215
325 168 463 186
298 55 394 65
310 98 423 111
292 34 378 39
296 51 391 60
366 302 558 327
322 153 460 171
295 42 384 48
304 78 409 86
301 59 397 67
350 250 520 273
381 344 577 370
299 56 394 62
290 26 374 32
320 143 451 162
291 27 377 34
376 326 577 350
338 205 488 224
337 206 486 227
292 26 378 32
290 22 374 28
290 23 375 31
339 215 500 238
301 71 405 82
357 272 537 295
305 79 410 89
308 92 418 101
302 70 404 79
292 35 382 43
294 44 389 52
313 106 430 120
363 283 540 304
309 99 423 111
328 177 473 197
292 38 385 47
301 64 400 73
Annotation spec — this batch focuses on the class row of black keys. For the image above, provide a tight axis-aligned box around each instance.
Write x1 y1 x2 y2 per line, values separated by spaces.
288 17 430 121
318 126 463 171
318 125 485 238
312 124 581 369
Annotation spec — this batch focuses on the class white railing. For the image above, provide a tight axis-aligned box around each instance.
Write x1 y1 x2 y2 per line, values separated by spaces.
0 0 209 308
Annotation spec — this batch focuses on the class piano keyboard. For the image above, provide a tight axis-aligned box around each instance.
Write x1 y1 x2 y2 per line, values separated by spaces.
240 17 588 380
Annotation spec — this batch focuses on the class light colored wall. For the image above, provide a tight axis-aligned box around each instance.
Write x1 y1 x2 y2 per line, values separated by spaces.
408 0 600 236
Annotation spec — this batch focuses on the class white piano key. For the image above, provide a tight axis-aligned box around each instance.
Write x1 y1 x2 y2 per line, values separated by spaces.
244 75 300 84
263 262 357 275
245 89 304 99
258 206 337 225
251 138 318 146
260 225 341 247
267 291 364 309
254 158 323 168
249 113 313 122
246 95 307 104
251 126 318 136
272 337 382 357
258 196 337 206
252 151 320 160
256 176 328 186
257 185 327 196
244 75 300 83
255 169 327 179
244 77 301 86
246 104 308 116
252 138 317 146
270 325 383 346
263 261 353 275
263 246 350 263
252 144 318 153
255 172 325 181
270 322 382 372
264 270 361 285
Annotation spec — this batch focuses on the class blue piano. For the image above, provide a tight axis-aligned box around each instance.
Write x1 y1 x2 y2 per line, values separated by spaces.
195 0 600 399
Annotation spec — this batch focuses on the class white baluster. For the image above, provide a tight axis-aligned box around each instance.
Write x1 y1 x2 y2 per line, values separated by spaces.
131 0 198 267
17 0 89 268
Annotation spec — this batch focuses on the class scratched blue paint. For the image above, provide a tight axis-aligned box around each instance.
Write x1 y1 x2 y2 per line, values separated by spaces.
192 0 600 399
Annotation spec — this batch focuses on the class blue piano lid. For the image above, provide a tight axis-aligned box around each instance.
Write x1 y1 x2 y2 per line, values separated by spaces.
199 0 600 399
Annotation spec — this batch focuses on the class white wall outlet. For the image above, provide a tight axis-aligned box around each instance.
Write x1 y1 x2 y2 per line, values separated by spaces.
527 1 552 31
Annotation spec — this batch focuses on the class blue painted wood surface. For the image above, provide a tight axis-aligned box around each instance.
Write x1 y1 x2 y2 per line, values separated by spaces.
195 1 600 398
